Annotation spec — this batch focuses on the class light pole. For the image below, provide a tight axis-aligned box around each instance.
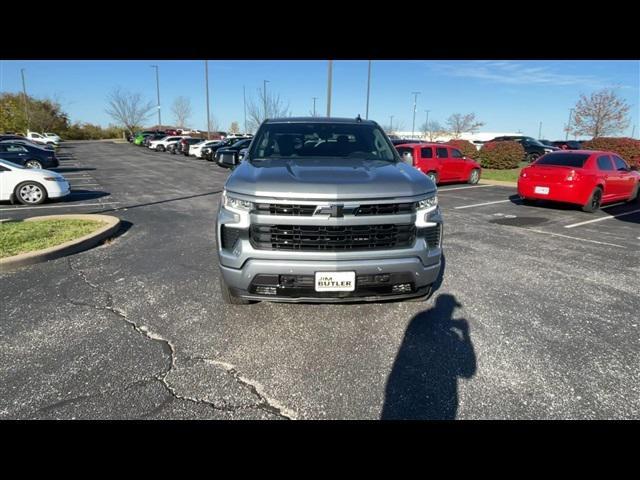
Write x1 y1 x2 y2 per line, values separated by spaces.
565 108 574 141
151 65 161 129
411 92 420 138
20 68 29 132
390 115 394 133
243 85 247 134
425 110 430 139
312 97 317 117
631 125 636 138
205 60 211 139
326 60 333 117
263 80 269 120
365 60 372 120
538 121 542 139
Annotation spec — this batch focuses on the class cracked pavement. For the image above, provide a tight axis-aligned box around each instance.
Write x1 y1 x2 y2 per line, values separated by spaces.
1 141 639 419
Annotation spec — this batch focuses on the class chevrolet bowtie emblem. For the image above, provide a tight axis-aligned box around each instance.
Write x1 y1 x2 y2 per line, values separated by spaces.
314 204 357 217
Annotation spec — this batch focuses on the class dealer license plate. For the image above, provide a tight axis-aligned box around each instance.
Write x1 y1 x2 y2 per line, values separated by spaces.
534 186 550 195
314 272 356 292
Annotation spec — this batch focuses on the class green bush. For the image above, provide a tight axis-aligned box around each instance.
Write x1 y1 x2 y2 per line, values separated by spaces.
478 141 524 169
581 137 640 168
447 139 479 159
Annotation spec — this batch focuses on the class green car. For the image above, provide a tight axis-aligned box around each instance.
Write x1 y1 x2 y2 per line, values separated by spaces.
133 133 152 145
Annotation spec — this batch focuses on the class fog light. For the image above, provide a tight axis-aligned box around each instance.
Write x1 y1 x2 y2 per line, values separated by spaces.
392 283 412 293
256 286 277 295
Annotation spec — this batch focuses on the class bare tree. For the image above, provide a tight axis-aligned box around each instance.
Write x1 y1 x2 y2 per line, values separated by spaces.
105 88 156 135
229 121 240 134
421 120 449 141
171 96 192 129
383 121 405 134
446 113 485 139
247 88 290 132
568 89 631 138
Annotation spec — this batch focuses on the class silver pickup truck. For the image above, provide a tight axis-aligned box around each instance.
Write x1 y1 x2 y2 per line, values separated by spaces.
215 117 443 304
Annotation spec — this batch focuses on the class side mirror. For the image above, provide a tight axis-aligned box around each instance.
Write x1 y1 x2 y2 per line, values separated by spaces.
218 151 238 168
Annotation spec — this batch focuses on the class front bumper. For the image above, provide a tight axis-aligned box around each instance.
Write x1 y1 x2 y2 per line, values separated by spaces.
47 180 70 199
216 199 443 302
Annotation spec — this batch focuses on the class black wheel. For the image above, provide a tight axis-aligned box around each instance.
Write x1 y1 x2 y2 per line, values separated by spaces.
426 171 438 185
527 153 540 163
24 159 43 169
468 168 480 184
582 187 603 213
15 181 47 205
219 276 253 305
157 145 165 152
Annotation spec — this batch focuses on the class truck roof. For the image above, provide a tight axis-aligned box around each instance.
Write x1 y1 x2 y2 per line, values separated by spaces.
264 117 377 125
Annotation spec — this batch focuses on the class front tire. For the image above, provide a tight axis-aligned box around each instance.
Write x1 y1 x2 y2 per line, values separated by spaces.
468 168 480 184
582 187 603 213
219 276 252 305
25 159 43 169
15 181 47 205
527 153 540 163
157 145 165 152
426 171 438 185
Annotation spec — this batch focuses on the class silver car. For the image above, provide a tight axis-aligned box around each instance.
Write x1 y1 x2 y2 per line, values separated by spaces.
216 117 443 304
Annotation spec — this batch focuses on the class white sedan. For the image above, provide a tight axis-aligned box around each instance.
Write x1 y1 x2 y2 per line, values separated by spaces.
0 159 70 205
148 135 189 152
190 140 221 158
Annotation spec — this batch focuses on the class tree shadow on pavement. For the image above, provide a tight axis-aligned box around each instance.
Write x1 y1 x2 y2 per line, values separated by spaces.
381 293 477 420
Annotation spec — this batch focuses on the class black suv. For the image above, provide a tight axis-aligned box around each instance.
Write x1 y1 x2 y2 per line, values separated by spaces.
490 135 558 162
202 137 248 161
0 142 59 169
552 140 582 150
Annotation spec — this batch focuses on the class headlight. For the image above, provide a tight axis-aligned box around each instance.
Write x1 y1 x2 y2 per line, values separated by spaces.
223 191 253 211
543 148 553 153
416 195 438 211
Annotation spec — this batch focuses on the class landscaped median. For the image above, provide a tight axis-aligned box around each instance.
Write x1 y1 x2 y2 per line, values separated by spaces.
0 214 121 271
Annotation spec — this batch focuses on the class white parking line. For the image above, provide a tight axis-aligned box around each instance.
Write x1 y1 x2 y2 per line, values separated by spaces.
564 209 640 229
454 199 513 210
438 185 496 192
0 202 120 212
526 229 626 248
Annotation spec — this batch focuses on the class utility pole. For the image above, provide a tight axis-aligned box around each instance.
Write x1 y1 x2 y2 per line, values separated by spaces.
151 65 161 129
263 80 269 120
538 121 542 139
632 125 636 138
411 92 420 139
205 60 211 139
20 68 29 132
425 110 430 139
326 60 333 117
565 108 574 141
243 85 247 134
365 60 372 120
390 115 394 133
312 97 317 117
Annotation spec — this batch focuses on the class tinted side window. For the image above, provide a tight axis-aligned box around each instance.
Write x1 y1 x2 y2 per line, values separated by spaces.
420 147 433 158
596 156 614 171
451 149 463 158
436 147 448 159
612 156 629 171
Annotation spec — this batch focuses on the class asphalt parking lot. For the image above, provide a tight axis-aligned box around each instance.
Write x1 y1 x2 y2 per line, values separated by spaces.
1 141 638 419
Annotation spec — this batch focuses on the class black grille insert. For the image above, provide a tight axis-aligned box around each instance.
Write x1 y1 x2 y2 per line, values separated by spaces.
250 224 416 251
221 226 241 249
419 224 441 249
253 202 415 216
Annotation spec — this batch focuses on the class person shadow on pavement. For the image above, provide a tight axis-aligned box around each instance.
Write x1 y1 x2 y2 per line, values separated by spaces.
381 294 477 420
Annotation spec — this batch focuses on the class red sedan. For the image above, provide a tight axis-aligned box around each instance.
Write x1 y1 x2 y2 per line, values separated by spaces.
395 143 482 185
518 150 639 212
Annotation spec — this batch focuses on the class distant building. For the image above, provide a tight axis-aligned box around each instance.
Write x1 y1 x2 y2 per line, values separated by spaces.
392 131 521 142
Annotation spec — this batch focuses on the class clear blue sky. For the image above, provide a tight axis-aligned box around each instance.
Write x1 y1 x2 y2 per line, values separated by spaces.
1 60 638 139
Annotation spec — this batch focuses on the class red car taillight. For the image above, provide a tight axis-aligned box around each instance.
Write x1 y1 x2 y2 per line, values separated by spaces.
565 170 579 181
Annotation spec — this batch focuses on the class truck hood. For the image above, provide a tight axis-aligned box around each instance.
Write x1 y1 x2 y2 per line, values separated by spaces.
225 157 435 200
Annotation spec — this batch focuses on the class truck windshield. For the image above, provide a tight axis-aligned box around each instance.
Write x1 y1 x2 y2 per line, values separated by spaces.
249 122 397 161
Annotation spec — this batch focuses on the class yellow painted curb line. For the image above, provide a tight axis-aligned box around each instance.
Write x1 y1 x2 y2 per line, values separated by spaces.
0 214 121 271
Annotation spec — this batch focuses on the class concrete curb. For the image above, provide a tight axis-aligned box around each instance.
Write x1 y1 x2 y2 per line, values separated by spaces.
0 214 121 271
479 179 518 187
